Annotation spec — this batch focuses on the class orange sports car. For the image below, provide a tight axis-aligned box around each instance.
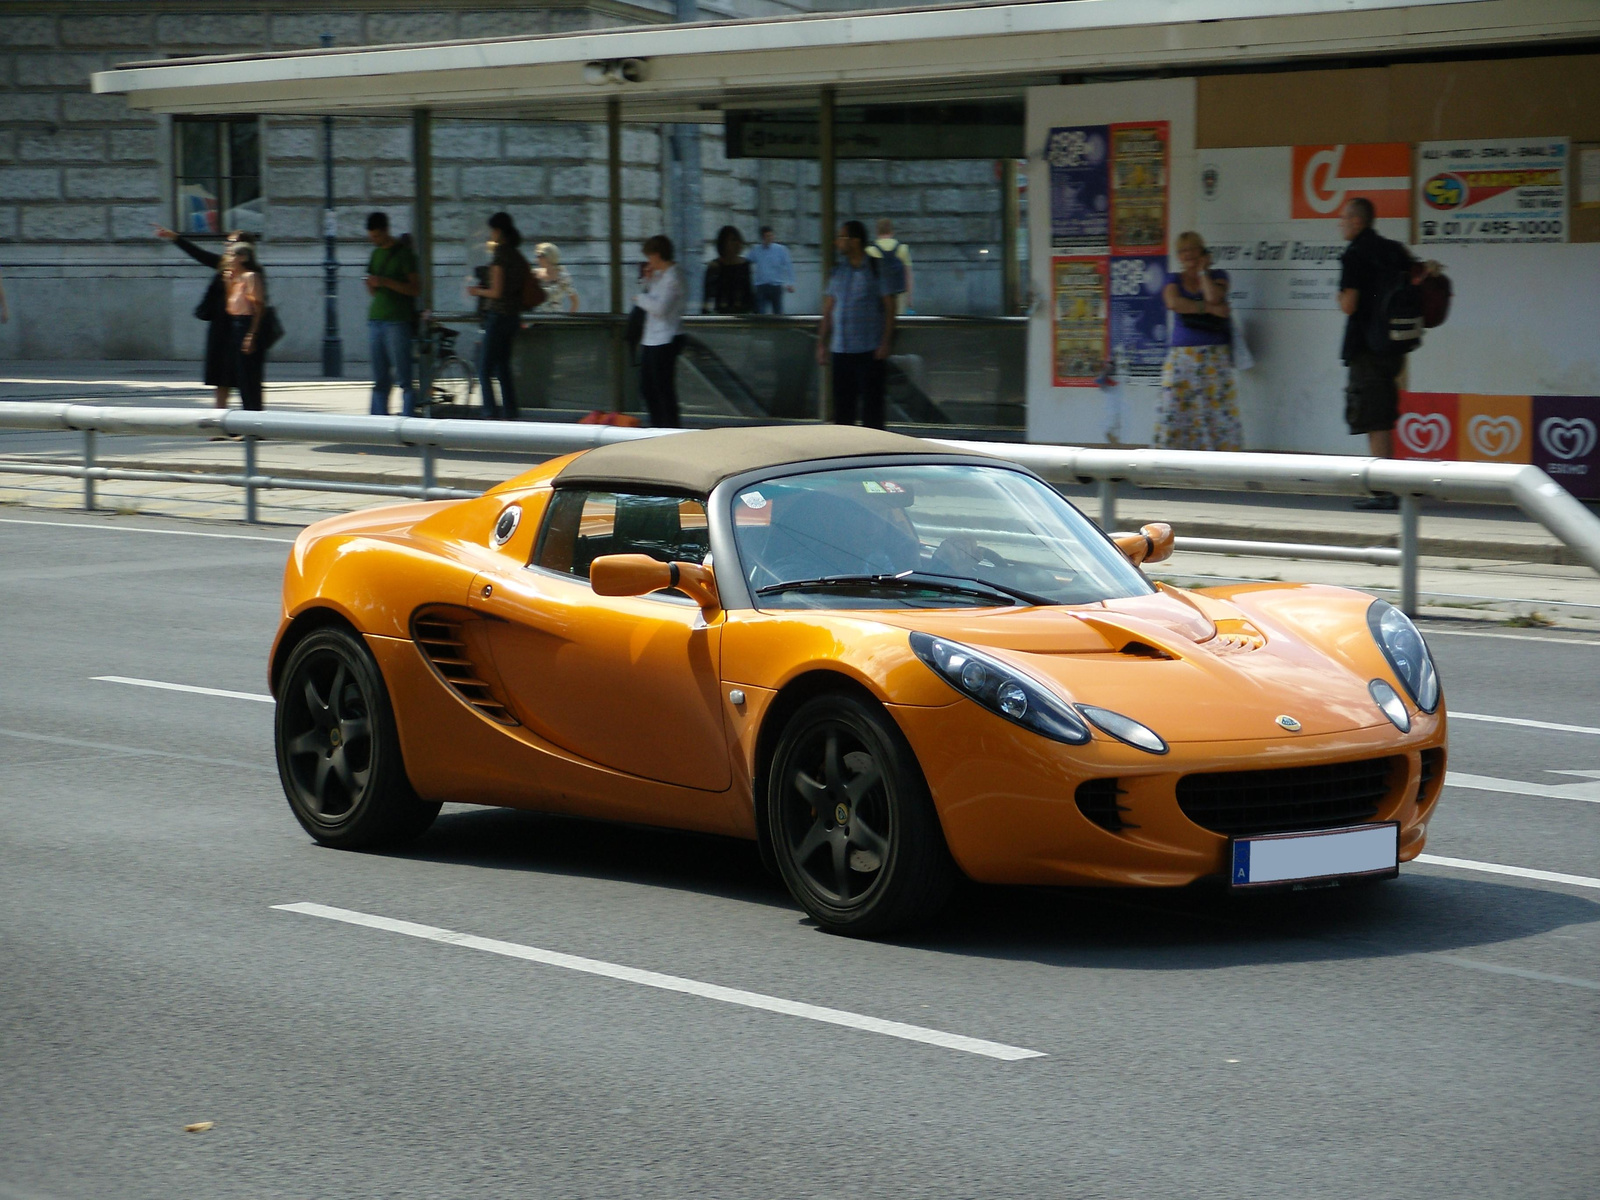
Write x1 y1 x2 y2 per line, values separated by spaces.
270 426 1446 934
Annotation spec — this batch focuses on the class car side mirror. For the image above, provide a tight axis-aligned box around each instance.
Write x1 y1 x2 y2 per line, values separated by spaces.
1112 522 1175 566
591 553 721 616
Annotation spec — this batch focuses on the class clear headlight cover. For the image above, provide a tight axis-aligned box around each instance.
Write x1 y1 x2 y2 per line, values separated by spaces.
1076 705 1168 754
1366 600 1440 713
909 632 1090 745
1368 679 1411 732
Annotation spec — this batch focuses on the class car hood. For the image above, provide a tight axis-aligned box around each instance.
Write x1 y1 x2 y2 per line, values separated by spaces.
871 587 1388 743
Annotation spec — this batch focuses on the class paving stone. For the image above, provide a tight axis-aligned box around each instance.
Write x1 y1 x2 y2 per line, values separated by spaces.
267 165 367 201
0 208 18 240
269 13 365 48
266 124 321 160
503 124 596 161
0 16 58 47
107 128 158 163
549 164 606 199
21 206 108 241
370 165 456 201
64 167 162 202
0 169 62 201
109 204 166 241
459 9 553 38
433 124 503 161
0 94 61 125
921 186 998 215
365 12 459 44
18 131 105 162
154 13 268 46
59 14 155 47
60 93 133 124
461 164 549 199
14 52 104 88
332 122 412 162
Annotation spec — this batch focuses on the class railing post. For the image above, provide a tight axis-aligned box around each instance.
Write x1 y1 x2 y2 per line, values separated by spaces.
83 429 96 512
243 435 259 523
421 442 436 499
1099 478 1116 530
1399 492 1420 616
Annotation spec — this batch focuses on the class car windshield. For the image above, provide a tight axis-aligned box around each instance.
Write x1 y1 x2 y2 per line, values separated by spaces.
731 463 1154 609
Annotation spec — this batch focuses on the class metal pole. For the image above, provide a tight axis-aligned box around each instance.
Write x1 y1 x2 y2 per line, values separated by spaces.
1000 158 1021 315
319 32 343 377
83 429 96 511
818 85 835 423
243 435 259 523
420 443 436 498
412 108 434 413
1099 478 1116 530
1399 492 1420 616
607 95 625 412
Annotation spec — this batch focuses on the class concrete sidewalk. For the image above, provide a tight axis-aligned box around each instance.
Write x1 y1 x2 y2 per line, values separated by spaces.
3 360 1597 629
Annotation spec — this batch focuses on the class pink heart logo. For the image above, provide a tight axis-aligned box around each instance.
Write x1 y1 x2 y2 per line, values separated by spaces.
1538 417 1597 461
1467 414 1522 458
1397 412 1450 456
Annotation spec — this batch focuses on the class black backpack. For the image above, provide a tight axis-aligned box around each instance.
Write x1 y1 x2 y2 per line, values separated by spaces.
1366 241 1425 355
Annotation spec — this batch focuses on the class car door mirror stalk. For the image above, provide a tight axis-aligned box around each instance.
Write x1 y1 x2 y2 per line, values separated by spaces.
591 553 721 617
1112 523 1174 566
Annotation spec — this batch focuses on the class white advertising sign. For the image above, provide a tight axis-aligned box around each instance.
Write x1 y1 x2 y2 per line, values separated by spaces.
1415 137 1569 244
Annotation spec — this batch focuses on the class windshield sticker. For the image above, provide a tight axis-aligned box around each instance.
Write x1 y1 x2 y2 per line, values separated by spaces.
880 481 905 493
862 481 886 493
740 491 768 509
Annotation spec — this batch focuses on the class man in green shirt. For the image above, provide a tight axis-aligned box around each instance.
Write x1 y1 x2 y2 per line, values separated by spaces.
365 211 421 415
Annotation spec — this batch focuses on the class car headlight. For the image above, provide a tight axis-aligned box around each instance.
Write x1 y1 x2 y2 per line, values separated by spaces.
1366 600 1440 713
1368 679 1411 732
909 632 1090 745
1077 705 1168 754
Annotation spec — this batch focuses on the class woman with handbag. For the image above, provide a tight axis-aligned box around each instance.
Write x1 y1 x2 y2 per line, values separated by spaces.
155 225 259 409
223 243 268 412
1154 231 1241 452
466 212 533 420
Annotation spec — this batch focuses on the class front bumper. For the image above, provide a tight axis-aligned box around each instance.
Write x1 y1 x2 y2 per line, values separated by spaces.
891 702 1447 888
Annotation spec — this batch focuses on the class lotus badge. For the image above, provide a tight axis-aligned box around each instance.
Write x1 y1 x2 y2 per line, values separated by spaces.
1276 715 1302 732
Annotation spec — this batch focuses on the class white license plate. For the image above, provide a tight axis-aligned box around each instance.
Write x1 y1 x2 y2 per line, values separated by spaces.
1230 822 1399 889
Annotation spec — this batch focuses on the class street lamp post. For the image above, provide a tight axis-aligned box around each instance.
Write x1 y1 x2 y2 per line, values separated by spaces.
319 32 342 377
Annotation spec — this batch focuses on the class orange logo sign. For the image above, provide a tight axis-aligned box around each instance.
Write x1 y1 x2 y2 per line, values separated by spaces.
1291 144 1412 220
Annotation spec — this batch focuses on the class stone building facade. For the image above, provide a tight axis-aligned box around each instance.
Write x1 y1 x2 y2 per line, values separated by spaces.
0 1 1009 363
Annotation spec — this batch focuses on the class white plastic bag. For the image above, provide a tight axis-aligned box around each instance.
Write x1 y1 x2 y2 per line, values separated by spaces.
1230 313 1255 372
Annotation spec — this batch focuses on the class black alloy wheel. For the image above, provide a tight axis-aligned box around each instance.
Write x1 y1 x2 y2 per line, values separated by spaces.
276 626 440 848
767 692 956 936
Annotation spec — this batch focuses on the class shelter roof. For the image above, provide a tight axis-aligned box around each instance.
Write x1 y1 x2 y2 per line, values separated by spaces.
552 424 962 494
89 0 1596 121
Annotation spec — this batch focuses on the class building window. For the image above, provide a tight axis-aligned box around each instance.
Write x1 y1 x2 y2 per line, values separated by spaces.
173 117 262 236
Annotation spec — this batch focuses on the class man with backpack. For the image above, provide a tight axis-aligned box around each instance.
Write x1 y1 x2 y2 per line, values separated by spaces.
817 220 898 429
364 211 422 417
1338 196 1422 509
866 218 913 314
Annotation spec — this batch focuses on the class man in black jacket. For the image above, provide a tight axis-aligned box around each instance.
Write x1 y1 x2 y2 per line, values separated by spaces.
1337 196 1412 510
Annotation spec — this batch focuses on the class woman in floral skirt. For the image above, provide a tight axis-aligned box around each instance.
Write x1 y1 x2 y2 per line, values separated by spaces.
1155 231 1241 451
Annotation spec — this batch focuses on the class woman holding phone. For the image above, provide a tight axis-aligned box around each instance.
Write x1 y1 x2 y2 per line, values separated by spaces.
223 242 267 412
1155 230 1240 451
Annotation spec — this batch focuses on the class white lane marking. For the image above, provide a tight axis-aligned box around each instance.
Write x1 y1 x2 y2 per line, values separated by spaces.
274 902 1045 1062
1416 853 1600 891
0 516 296 543
0 726 274 773
1420 628 1600 648
1430 955 1600 993
1452 712 1600 736
1445 771 1600 805
93 675 274 704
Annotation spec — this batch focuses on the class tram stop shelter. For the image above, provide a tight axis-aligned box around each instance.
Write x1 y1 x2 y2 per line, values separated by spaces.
92 0 1600 463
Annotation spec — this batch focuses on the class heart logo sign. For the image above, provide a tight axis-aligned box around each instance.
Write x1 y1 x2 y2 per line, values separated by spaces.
1466 414 1522 458
1538 417 1598 461
1397 412 1451 455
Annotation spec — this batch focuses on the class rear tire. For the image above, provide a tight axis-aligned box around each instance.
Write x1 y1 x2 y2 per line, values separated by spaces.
766 692 956 936
276 626 440 848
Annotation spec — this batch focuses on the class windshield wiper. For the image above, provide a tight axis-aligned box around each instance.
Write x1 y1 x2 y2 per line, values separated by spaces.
755 570 1055 607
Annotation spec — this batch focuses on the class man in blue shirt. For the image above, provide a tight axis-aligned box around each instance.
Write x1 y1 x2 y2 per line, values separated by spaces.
746 226 794 314
816 220 896 428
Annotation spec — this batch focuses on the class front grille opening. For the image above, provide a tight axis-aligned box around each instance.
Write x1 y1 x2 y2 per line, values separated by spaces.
1176 757 1399 837
1075 777 1135 832
412 607 518 726
1418 747 1445 804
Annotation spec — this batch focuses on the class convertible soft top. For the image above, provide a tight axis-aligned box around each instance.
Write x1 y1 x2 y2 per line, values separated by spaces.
553 425 946 496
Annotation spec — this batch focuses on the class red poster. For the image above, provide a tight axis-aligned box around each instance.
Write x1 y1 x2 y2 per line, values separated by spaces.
1395 393 1460 461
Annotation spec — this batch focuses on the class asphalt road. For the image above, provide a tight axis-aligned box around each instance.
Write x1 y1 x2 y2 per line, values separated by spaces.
1 510 1596 1200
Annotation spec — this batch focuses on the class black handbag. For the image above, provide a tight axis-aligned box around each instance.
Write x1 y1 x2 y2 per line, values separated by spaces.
1178 310 1231 336
625 305 646 346
260 306 285 352
194 281 222 323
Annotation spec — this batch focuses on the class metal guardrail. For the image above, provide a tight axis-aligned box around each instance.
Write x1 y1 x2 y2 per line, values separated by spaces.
2 402 1598 617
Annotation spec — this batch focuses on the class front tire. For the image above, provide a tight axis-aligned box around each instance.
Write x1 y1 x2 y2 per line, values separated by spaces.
766 692 956 936
276 626 440 848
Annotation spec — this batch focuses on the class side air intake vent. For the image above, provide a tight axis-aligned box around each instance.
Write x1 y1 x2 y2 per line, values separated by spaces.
1075 777 1134 832
1418 747 1445 804
411 606 518 726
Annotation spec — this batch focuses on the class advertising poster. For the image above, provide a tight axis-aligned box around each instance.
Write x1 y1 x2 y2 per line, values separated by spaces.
1046 125 1110 251
1109 122 1169 255
1051 256 1108 387
1395 392 1599 498
1196 143 1411 311
1416 137 1569 244
1107 255 1169 378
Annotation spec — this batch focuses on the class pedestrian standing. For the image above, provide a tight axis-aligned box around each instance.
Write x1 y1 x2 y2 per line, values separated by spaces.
866 218 914 314
817 220 896 429
635 235 686 427
364 212 421 417
533 242 580 313
1154 231 1241 452
702 226 754 315
1338 196 1412 508
747 226 794 315
154 225 253 409
467 212 532 420
223 243 267 412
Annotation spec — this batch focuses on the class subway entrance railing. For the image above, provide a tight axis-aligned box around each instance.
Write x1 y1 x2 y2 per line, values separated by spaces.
2 401 1598 619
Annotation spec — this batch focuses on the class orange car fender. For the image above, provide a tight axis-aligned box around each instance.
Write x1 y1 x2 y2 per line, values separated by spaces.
721 613 955 708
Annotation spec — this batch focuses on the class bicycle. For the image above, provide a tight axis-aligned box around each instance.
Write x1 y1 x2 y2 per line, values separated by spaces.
416 318 478 415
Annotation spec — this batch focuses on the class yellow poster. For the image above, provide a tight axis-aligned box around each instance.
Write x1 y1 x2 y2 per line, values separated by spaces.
1052 256 1108 387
